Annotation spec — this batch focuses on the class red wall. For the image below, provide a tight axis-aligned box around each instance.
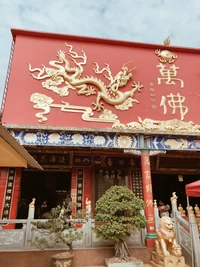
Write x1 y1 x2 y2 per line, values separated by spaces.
2 30 200 129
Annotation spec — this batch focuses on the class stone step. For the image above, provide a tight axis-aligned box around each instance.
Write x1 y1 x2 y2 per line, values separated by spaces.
78 265 152 267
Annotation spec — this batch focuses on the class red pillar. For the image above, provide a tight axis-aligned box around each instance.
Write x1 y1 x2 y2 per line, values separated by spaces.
141 149 157 248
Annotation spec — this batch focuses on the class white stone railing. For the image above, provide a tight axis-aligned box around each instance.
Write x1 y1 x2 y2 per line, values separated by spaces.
154 193 200 267
0 217 146 251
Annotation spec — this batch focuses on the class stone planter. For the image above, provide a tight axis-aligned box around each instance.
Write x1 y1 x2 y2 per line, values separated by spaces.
52 252 74 267
105 257 143 267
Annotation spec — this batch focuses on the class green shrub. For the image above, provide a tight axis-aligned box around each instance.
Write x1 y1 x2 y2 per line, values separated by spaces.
93 185 148 260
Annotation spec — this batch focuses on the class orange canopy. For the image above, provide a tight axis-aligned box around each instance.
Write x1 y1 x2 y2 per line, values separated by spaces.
185 180 200 197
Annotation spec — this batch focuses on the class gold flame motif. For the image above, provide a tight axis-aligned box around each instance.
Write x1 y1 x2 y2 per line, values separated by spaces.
164 36 170 46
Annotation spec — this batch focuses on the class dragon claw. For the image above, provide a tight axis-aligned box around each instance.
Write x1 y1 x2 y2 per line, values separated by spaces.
92 102 105 111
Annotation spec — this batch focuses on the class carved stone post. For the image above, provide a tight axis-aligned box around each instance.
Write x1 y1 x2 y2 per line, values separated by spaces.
141 149 156 248
170 192 178 219
25 198 36 249
28 198 36 219
154 200 160 230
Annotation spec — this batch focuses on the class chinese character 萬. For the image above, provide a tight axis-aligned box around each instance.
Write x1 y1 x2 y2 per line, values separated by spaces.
157 63 184 88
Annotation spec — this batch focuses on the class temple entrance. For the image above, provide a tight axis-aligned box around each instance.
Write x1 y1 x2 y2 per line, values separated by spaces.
95 168 126 202
17 170 71 219
152 174 200 210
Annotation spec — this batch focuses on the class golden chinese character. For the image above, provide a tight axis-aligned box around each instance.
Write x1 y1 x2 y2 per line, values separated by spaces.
49 155 56 163
146 199 153 207
150 87 155 91
7 182 13 187
7 189 12 194
83 157 90 163
148 214 154 222
146 184 152 193
77 203 82 208
40 155 47 163
58 156 66 163
144 170 151 179
107 158 113 166
150 93 156 97
77 190 82 194
5 196 11 201
157 63 184 88
151 105 157 109
144 156 150 165
3 210 9 215
78 183 82 188
160 93 188 120
129 159 135 166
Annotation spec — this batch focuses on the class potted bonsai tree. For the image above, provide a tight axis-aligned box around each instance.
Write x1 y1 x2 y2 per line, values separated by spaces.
31 195 83 267
93 185 148 267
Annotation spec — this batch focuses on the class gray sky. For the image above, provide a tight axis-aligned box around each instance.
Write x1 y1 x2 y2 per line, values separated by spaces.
1 0 200 102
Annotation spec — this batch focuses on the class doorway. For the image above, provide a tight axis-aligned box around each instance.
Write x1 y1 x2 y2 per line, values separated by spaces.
152 174 200 209
17 170 71 219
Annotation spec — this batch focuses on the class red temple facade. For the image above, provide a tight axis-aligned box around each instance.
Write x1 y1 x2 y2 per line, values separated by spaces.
1 29 200 247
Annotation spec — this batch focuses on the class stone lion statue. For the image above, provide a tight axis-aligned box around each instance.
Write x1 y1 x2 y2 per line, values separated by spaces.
155 216 182 257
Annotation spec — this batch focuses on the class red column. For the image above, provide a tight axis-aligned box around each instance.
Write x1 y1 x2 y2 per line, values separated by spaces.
141 149 156 248
83 167 92 212
71 167 78 215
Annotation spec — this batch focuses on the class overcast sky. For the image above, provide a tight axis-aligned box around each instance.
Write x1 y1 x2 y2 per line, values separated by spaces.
1 0 200 103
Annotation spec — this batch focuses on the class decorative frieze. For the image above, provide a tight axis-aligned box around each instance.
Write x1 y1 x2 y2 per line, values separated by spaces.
9 130 140 149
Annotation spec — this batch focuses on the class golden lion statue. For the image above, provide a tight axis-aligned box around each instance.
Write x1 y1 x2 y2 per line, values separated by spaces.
155 216 182 257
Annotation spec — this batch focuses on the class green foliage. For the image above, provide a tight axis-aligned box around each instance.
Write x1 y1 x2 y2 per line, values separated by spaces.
93 186 148 243
31 205 83 253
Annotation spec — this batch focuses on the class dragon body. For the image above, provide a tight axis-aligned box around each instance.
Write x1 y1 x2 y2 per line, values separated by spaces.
29 43 143 111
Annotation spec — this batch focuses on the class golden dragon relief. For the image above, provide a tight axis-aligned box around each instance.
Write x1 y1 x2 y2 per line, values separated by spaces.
29 43 143 113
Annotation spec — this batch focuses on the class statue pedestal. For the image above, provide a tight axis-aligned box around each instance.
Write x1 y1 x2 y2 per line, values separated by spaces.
150 251 187 267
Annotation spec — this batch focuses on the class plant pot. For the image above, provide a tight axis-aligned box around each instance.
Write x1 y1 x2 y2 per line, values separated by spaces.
105 257 143 267
52 252 74 267
75 223 83 228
